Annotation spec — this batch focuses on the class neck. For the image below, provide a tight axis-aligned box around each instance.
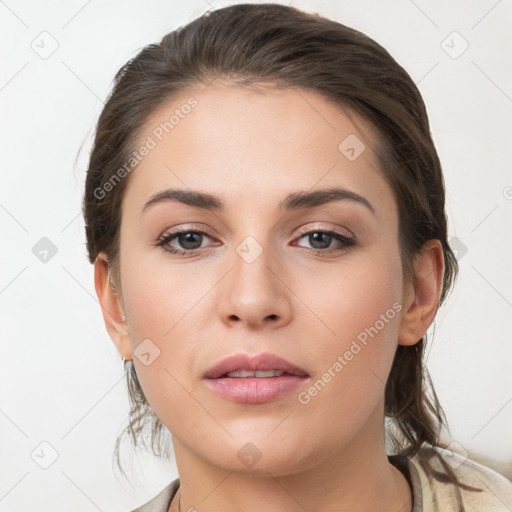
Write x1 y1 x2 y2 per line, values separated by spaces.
169 405 411 512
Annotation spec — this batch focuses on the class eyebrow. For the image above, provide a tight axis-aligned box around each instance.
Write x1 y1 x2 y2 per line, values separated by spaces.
142 187 375 215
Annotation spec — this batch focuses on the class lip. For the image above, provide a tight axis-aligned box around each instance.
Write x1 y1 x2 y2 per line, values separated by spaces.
203 352 309 379
203 352 309 404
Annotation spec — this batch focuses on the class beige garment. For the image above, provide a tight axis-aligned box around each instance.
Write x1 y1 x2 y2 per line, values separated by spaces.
130 447 512 511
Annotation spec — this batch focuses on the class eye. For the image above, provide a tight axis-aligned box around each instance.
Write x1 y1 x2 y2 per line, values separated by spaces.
155 227 355 257
156 229 217 256
293 228 355 254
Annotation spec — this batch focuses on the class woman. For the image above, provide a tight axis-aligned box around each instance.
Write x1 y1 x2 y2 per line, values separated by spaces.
83 3 512 511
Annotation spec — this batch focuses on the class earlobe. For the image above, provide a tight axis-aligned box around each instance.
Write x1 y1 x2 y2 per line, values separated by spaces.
93 253 133 361
398 240 445 347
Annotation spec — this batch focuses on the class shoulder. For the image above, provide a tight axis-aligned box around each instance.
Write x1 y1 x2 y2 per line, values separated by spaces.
408 446 512 511
129 478 180 512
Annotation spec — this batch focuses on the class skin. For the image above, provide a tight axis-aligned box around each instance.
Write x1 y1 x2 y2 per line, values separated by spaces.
94 81 444 512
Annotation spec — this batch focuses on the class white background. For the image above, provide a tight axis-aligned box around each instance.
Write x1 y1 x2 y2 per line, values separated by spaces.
1 0 511 510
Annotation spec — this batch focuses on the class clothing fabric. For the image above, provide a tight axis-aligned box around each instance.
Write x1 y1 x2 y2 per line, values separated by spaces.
129 447 512 511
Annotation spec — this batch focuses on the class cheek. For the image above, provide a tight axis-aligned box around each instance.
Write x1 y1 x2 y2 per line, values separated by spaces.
120 243 209 343
296 251 403 413
118 249 213 422
301 249 403 351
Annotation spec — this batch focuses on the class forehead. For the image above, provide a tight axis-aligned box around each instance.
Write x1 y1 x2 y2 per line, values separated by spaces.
123 82 395 221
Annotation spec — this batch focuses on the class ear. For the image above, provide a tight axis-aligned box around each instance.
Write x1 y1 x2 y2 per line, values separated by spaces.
94 253 133 361
398 239 445 347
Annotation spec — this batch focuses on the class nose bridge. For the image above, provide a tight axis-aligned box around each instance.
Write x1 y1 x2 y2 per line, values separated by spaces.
232 231 280 299
217 227 292 328
229 205 280 274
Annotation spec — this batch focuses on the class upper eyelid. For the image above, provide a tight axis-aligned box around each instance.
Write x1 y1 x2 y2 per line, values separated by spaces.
160 224 353 237
159 226 215 241
295 224 354 239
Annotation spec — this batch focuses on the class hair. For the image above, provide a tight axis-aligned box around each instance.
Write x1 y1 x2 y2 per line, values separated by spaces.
82 2 482 503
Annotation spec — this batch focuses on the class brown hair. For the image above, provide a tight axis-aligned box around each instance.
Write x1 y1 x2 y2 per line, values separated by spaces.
82 2 480 500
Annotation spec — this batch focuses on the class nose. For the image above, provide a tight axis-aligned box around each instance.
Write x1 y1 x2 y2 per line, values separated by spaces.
217 238 293 330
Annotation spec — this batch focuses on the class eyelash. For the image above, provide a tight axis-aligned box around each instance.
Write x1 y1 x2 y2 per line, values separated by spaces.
155 227 355 257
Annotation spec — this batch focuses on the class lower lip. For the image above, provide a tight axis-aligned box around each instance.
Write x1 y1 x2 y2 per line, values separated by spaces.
205 375 308 403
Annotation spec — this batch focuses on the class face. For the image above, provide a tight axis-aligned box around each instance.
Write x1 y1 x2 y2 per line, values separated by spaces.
115 81 408 476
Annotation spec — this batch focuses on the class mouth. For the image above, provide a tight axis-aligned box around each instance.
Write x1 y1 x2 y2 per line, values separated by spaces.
221 369 294 378
203 352 310 403
203 352 309 379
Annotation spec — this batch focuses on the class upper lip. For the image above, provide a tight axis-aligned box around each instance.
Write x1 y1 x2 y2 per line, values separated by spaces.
203 352 309 379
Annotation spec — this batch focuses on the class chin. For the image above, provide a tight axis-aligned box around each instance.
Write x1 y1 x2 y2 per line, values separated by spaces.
205 435 315 477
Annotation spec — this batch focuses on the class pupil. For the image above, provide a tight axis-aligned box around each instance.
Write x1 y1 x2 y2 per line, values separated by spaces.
179 232 202 249
310 232 331 249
